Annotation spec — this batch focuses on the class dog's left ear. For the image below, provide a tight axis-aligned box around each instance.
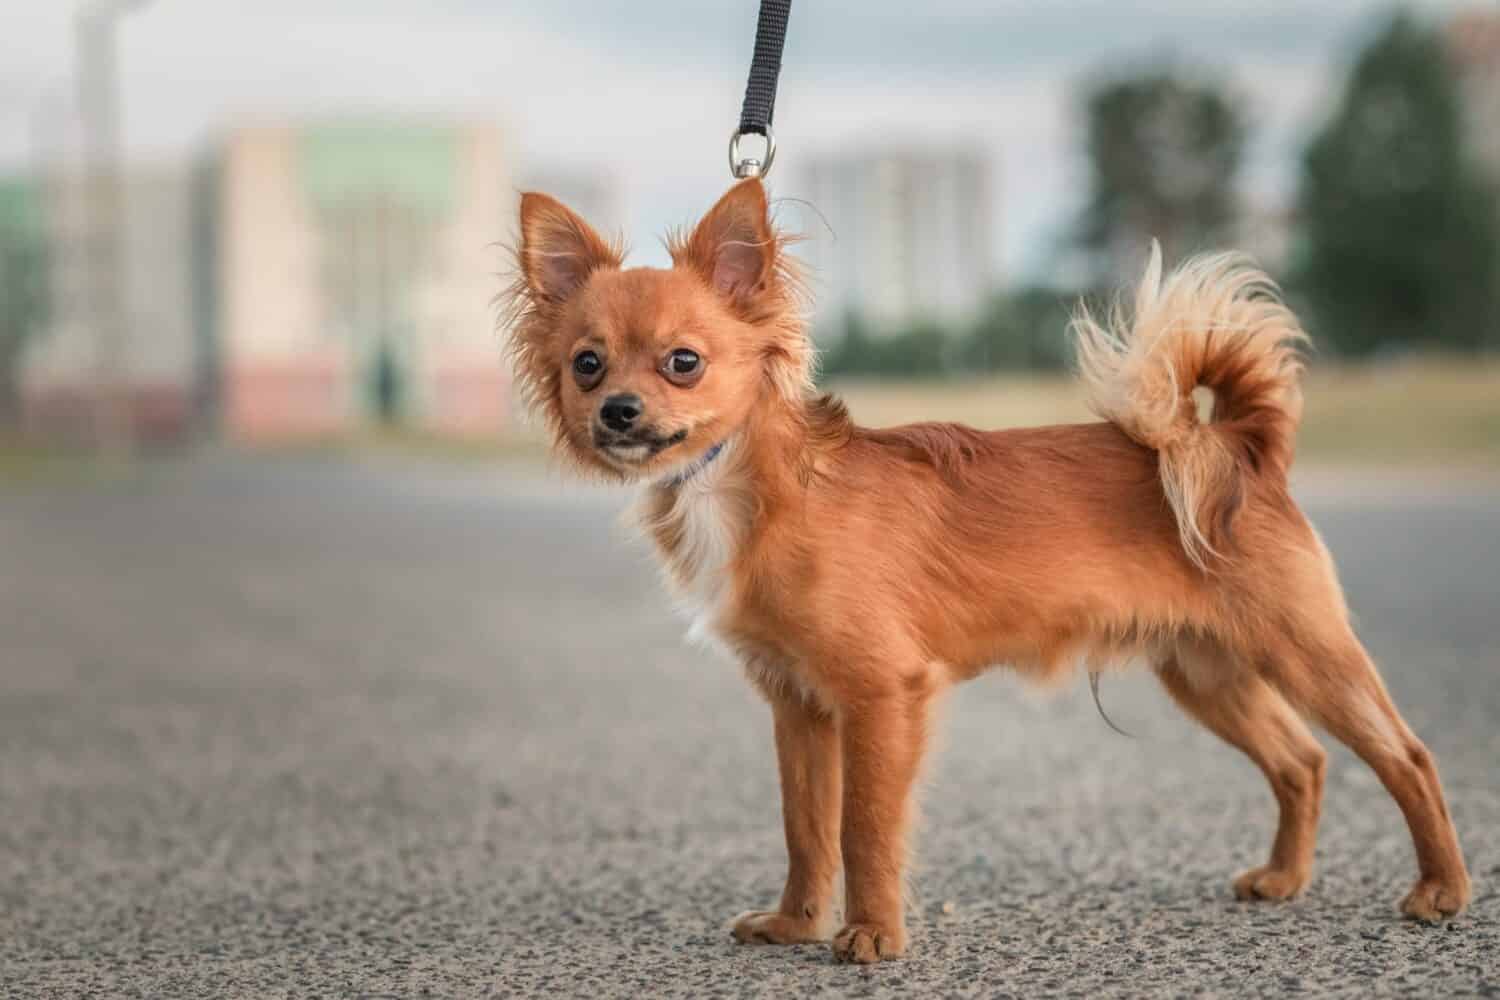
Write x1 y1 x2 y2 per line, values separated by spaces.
678 179 776 304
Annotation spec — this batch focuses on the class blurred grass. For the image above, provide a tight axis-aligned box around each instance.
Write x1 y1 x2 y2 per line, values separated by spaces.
4 360 1495 479
0 437 107 483
355 359 1500 469
829 359 1500 468
237 427 553 464
454 358 1498 469
1293 361 1500 465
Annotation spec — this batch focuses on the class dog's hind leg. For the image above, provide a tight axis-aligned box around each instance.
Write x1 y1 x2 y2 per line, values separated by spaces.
1263 623 1470 920
1158 646 1327 901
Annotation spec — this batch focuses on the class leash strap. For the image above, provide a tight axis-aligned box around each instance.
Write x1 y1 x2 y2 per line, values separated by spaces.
738 0 791 137
729 0 791 178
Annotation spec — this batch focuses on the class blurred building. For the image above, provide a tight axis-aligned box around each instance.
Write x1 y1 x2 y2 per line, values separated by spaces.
16 119 524 444
797 147 994 339
216 121 513 440
20 165 203 441
1447 10 1500 182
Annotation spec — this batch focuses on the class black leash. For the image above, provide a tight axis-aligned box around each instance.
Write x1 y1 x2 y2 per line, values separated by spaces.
729 0 792 179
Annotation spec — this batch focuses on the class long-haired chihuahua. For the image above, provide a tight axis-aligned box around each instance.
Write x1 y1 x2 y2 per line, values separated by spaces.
502 178 1469 963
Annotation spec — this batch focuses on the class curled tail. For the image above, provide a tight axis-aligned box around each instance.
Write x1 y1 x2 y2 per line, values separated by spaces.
1073 244 1308 570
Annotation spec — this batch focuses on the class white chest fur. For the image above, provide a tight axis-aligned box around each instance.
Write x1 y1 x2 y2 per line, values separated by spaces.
636 443 748 647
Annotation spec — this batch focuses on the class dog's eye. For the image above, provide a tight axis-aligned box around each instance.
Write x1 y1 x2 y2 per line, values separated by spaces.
572 351 605 390
662 349 704 387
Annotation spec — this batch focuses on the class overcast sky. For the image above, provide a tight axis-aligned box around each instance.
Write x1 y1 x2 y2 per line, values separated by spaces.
0 1 1478 278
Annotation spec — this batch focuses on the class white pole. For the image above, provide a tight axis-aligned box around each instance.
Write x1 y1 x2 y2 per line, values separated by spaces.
75 0 151 456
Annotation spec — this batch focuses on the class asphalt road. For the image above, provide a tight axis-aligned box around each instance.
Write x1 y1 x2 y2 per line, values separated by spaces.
2 455 1497 998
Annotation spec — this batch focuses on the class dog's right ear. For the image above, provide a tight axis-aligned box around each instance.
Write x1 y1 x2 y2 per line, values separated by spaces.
518 193 622 306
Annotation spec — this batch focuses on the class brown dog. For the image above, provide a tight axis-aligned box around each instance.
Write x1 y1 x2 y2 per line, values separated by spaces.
502 178 1471 963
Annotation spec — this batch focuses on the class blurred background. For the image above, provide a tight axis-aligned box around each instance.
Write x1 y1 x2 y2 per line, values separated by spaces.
0 0 1496 463
3 4 1500 996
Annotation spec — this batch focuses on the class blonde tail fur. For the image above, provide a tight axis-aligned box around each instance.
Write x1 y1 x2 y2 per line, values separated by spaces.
1073 244 1308 569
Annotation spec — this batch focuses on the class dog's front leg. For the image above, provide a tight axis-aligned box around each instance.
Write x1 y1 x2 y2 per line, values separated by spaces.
832 685 932 963
731 688 842 945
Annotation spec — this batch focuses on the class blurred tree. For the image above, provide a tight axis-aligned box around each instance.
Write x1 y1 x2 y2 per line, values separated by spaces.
961 286 1076 373
1077 68 1246 287
1296 14 1499 356
820 310 950 378
819 308 872 377
0 182 50 427
823 290 1086 379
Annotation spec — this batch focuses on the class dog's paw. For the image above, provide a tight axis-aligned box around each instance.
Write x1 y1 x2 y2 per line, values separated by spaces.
831 922 906 964
1400 876 1470 922
730 909 829 945
1232 864 1309 902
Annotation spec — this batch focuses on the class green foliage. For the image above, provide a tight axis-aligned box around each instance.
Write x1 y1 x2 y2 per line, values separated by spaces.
958 286 1076 373
820 311 952 377
1295 14 1499 356
0 180 50 422
1077 67 1247 284
819 288 1081 379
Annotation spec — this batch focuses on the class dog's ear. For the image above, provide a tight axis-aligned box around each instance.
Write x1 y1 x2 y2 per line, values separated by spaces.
678 178 776 303
518 192 622 305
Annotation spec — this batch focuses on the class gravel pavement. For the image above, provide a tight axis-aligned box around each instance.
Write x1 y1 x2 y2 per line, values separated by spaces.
2 455 1497 998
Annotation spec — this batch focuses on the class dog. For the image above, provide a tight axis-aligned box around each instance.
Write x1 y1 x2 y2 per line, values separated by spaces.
502 178 1471 963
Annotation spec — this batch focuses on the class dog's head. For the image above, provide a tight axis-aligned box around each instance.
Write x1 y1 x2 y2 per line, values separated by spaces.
503 179 808 481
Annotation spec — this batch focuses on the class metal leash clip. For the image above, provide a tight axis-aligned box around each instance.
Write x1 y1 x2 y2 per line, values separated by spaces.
730 0 790 179
728 127 777 179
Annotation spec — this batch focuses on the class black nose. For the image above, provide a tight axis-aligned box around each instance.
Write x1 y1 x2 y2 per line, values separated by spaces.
599 393 643 433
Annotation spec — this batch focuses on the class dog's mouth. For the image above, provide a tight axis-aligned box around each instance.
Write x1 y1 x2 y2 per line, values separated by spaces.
592 426 689 467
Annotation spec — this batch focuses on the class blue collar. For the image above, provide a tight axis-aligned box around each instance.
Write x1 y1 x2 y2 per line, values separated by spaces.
664 441 725 488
